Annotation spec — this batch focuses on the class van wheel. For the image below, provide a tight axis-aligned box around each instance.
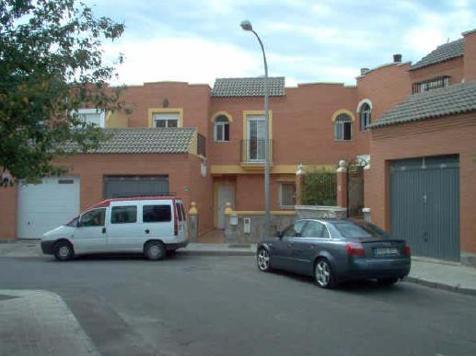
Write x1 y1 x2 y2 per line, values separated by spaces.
54 241 74 261
144 241 166 261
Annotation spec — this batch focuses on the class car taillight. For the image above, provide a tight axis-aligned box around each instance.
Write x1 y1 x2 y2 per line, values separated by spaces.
174 204 179 236
403 244 411 256
346 242 365 257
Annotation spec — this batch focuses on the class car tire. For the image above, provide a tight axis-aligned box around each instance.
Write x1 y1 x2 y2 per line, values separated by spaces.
54 241 74 262
257 247 271 272
144 241 166 261
377 277 399 286
314 258 337 289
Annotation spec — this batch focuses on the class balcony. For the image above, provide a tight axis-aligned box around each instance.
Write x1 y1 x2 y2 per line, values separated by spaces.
240 139 273 170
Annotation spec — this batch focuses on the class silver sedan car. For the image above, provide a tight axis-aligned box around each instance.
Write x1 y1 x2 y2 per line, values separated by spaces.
256 219 411 289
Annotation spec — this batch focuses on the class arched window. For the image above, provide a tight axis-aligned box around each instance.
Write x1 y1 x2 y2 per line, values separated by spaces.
214 115 230 142
359 103 371 131
334 113 352 141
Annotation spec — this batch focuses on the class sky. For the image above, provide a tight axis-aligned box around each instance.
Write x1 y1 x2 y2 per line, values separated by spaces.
85 0 476 87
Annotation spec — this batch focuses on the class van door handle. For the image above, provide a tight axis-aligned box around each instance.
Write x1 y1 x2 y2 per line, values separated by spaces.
102 227 106 234
145 229 150 234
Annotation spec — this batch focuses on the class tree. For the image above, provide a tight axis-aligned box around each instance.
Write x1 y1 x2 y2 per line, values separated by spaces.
0 0 125 185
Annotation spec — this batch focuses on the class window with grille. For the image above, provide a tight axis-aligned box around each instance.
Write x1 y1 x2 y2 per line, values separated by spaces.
412 76 450 94
279 183 296 208
334 113 352 141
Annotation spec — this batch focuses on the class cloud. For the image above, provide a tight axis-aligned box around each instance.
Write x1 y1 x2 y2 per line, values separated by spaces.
103 35 261 86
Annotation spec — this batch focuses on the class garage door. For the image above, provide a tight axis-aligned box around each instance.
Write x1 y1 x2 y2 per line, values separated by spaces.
390 155 459 261
17 177 80 239
104 176 169 198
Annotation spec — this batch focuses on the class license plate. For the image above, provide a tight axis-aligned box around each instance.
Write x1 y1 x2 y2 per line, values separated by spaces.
374 247 399 257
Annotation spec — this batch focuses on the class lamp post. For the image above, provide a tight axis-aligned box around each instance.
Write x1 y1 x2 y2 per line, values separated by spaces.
240 20 270 240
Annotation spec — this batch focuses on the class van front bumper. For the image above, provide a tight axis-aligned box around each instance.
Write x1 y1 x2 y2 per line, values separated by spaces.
41 241 56 255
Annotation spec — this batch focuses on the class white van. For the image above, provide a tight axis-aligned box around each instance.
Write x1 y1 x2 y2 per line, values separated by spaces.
41 196 188 261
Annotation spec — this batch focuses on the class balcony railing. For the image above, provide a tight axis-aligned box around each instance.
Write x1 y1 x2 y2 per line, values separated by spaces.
240 139 273 164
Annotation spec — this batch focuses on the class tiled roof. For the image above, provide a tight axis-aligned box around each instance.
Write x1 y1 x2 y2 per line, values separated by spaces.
211 77 285 97
410 38 464 70
64 128 196 154
371 82 476 128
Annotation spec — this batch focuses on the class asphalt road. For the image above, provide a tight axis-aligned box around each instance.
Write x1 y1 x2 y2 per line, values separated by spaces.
1 254 475 355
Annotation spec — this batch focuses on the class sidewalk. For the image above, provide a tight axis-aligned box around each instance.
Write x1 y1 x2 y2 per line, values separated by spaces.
1 240 475 295
0 289 98 355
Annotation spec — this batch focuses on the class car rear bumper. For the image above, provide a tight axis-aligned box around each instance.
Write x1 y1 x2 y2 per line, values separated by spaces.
340 257 411 281
41 240 56 255
166 240 189 251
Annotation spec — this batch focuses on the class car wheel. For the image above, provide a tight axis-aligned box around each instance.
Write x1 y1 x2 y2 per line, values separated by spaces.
54 241 74 261
377 277 399 286
144 241 166 261
314 258 337 289
257 247 271 272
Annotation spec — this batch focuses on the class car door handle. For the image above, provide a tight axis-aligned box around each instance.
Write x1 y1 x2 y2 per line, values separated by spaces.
102 227 106 234
145 229 150 234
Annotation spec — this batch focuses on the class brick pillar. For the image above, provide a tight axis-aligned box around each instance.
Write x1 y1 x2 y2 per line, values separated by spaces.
295 163 305 205
336 160 348 209
188 201 198 242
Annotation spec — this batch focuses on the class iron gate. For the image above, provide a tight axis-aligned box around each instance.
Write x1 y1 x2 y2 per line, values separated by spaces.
347 159 365 218
390 155 460 261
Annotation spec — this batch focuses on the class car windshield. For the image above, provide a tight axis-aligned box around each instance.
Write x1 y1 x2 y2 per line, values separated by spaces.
333 221 388 239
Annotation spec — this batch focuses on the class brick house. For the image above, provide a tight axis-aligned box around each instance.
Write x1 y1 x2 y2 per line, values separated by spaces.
1 28 475 263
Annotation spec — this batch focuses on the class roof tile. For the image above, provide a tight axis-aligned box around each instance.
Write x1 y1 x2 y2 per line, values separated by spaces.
410 38 464 70
211 77 285 97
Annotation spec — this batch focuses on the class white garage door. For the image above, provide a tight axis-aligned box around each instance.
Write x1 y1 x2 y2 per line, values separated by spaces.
17 177 80 239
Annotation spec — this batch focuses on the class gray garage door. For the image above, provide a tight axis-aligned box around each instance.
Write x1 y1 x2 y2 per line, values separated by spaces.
390 155 459 261
104 176 169 198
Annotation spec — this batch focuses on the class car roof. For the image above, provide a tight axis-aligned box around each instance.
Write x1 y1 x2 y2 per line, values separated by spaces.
87 196 180 210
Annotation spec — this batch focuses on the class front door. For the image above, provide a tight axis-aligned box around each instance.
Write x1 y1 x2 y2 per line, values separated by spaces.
217 184 234 229
73 208 108 254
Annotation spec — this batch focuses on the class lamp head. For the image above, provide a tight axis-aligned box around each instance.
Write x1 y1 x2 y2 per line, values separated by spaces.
240 20 253 31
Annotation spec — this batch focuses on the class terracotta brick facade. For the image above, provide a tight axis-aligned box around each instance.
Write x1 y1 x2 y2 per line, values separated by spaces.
1 29 476 259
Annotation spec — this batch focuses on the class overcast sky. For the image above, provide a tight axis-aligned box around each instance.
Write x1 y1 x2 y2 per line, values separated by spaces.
86 0 475 87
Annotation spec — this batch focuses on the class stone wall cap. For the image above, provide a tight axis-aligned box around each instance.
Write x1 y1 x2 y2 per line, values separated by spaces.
295 205 347 212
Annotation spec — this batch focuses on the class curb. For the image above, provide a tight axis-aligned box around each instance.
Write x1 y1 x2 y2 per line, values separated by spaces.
177 250 256 257
405 276 476 297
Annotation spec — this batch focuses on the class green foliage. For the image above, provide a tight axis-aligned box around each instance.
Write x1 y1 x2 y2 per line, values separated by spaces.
302 170 337 206
0 0 125 185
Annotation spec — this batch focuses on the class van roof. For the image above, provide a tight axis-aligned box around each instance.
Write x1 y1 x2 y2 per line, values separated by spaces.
87 196 181 210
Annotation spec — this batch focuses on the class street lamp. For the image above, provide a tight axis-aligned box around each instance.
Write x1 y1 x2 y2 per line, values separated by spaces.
241 20 270 240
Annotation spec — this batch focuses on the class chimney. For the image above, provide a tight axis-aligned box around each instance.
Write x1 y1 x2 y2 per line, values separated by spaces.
360 68 370 75
393 54 402 63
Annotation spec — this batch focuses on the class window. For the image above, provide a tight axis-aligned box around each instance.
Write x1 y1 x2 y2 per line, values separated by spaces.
80 208 106 227
334 113 352 141
152 112 179 128
111 206 137 224
74 108 105 127
301 221 329 238
412 76 450 94
246 115 266 161
282 220 307 238
359 103 371 131
214 115 230 142
143 205 172 223
279 183 296 208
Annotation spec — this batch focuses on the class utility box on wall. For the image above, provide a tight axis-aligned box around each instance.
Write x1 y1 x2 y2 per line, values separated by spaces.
243 217 251 234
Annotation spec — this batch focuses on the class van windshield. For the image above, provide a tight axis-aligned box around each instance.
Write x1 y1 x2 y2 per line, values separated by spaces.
66 216 79 227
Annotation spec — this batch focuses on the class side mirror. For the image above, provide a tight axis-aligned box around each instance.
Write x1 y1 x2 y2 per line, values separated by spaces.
276 230 283 239
295 232 302 237
77 219 81 227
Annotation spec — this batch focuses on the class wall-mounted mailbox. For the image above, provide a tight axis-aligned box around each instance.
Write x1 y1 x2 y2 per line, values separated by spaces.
243 217 251 234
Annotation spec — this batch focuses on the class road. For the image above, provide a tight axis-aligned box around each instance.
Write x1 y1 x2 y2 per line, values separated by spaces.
0 254 475 355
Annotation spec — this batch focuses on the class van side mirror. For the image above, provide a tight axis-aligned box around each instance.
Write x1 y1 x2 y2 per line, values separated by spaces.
276 230 283 239
77 219 81 227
